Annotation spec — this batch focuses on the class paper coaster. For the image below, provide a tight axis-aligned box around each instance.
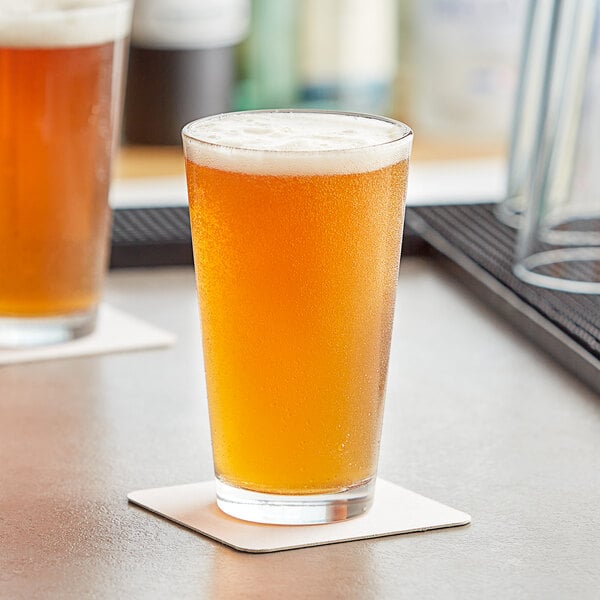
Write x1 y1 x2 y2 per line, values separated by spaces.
0 304 176 365
128 479 471 553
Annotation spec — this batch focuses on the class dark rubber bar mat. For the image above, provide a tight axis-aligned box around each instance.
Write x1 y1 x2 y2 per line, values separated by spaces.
110 207 194 268
110 203 599 393
407 204 600 394
109 206 428 269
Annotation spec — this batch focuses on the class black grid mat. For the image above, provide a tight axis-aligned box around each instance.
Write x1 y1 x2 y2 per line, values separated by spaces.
109 206 427 268
407 204 600 394
111 207 193 268
109 204 599 393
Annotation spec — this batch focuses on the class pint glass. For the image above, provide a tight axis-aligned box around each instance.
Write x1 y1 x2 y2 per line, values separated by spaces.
0 1 132 346
513 0 600 293
183 110 413 524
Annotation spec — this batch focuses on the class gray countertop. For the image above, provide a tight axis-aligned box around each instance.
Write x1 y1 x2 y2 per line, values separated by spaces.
2 257 599 599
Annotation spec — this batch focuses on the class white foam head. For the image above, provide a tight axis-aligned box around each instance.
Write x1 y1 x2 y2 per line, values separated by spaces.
0 0 132 48
182 111 413 176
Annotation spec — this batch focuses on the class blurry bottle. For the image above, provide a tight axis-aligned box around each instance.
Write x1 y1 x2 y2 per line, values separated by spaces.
407 0 526 153
298 0 399 115
392 0 414 124
123 0 250 146
234 0 299 110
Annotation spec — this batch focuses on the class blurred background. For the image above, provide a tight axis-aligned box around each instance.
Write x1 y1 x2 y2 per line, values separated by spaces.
114 0 528 207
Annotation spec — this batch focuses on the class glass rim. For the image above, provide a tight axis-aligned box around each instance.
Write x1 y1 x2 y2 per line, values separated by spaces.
181 109 413 156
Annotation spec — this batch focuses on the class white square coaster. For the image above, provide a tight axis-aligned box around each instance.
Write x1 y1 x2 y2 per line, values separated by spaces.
128 479 471 553
0 304 176 365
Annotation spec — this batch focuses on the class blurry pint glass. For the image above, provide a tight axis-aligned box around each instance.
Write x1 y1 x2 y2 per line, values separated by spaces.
183 110 413 524
0 1 132 346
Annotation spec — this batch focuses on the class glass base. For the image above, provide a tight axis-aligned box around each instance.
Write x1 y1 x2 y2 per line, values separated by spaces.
215 478 375 525
0 308 97 348
514 247 600 294
494 196 523 229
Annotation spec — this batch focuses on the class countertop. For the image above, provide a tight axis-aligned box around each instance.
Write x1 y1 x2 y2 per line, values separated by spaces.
2 257 599 599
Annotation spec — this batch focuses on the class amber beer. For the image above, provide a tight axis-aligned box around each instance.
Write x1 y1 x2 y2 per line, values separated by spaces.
183 110 412 524
0 1 131 344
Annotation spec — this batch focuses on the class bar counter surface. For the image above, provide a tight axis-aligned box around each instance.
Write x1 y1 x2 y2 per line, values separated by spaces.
2 258 599 599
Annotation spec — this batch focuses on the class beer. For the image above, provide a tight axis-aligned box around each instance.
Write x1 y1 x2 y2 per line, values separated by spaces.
183 110 412 523
0 3 130 326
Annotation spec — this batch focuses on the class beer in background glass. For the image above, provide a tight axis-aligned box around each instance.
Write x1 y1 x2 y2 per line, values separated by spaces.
0 0 132 346
183 110 412 525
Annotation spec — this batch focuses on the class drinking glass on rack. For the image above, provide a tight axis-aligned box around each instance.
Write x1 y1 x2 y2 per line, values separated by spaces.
182 110 412 524
497 0 559 226
514 0 600 294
